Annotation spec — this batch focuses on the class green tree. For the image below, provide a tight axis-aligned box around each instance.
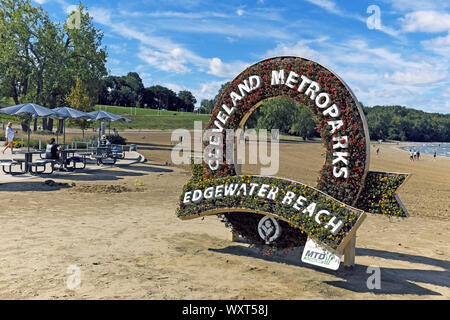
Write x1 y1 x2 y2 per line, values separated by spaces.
199 99 214 114
145 85 179 110
65 78 92 137
0 0 107 131
255 97 297 134
289 106 316 140
177 90 196 112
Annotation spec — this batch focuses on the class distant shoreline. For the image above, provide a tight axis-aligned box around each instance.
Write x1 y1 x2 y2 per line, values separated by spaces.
397 142 450 158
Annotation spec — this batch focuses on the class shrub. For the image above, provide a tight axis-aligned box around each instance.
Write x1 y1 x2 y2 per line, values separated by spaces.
107 134 127 145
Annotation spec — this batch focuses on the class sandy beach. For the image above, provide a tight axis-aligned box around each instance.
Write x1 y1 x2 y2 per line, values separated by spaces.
0 131 449 299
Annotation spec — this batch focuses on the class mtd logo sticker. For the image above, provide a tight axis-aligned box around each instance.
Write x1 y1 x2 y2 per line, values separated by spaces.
301 238 343 270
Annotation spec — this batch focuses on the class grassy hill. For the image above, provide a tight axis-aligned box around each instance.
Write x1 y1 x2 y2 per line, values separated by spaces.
93 105 210 130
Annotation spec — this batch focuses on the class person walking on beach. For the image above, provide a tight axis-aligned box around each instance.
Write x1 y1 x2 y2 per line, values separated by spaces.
2 122 14 154
434 150 437 160
376 148 380 156
409 150 414 161
417 151 420 160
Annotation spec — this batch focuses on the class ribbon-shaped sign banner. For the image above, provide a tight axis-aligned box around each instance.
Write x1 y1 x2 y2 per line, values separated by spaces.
177 168 409 253
178 174 366 253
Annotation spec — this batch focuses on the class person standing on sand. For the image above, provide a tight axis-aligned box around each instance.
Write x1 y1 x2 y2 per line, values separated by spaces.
409 150 414 161
417 151 420 160
2 122 14 154
434 150 437 160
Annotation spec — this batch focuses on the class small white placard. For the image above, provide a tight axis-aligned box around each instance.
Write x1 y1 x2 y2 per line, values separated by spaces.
301 238 343 270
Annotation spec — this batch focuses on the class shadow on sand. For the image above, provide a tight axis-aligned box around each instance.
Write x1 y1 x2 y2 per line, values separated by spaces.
209 245 449 296
0 181 73 192
0 164 173 187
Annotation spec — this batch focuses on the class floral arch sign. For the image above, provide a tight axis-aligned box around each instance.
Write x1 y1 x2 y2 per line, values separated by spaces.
176 56 410 266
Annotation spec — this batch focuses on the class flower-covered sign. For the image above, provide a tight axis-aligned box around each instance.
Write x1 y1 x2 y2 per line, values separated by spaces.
176 56 409 253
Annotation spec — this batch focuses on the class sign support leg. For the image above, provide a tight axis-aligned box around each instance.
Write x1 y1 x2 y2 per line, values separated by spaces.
344 234 356 267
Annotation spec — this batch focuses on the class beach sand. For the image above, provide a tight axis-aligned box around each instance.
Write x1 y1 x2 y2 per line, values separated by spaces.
0 131 449 299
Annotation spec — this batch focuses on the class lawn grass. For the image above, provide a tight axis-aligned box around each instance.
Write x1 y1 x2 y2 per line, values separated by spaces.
93 105 210 130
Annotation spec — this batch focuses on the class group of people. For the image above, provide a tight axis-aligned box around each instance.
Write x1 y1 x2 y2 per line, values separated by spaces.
44 135 111 161
409 149 421 161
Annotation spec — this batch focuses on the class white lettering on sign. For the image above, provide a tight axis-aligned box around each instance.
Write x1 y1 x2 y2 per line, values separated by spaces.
183 183 344 235
208 69 351 180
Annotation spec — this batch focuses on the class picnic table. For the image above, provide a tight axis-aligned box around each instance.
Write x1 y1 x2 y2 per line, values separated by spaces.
0 148 89 175
12 150 46 174
59 149 87 171
87 145 125 165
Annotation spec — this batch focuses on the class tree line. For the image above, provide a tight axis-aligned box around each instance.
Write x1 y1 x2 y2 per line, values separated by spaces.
97 74 197 112
362 105 450 142
247 100 450 142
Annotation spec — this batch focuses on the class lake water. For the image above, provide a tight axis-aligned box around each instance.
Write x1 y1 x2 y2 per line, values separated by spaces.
400 143 450 158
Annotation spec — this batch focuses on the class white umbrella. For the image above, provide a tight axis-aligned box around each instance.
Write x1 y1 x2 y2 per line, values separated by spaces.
0 103 56 151
87 110 131 138
52 107 93 144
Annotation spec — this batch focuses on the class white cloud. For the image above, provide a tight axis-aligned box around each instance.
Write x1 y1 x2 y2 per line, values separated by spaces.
208 57 249 78
305 0 402 38
305 0 342 15
262 37 448 110
161 81 224 108
138 47 191 74
107 58 120 65
89 7 114 25
422 31 450 55
304 0 368 23
383 0 450 12
88 7 256 76
163 83 184 93
119 10 230 19
400 11 450 33
265 38 330 65
154 19 290 40
429 100 450 113
384 70 447 86
236 9 244 16
65 4 78 14
442 87 450 98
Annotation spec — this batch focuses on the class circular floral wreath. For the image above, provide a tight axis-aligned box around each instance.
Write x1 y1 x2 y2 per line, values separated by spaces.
204 56 370 206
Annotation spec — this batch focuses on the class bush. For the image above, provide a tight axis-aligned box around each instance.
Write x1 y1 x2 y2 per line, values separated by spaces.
107 134 127 145
3 139 41 149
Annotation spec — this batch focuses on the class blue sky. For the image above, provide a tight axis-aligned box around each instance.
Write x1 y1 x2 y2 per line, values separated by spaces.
33 0 450 113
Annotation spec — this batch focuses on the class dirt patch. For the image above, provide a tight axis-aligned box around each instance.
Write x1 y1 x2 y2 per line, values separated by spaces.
72 184 145 194
43 180 73 188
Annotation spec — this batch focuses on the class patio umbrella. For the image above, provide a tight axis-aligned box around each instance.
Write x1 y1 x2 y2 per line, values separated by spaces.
0 103 55 151
87 110 131 138
87 110 131 122
51 107 93 145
